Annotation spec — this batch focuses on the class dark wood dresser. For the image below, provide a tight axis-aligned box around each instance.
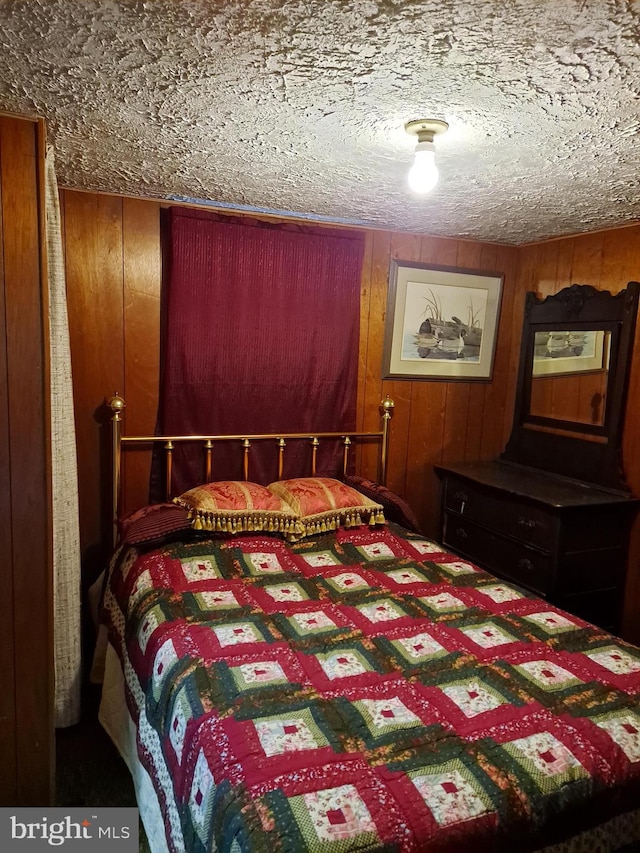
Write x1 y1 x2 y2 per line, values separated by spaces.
435 460 638 633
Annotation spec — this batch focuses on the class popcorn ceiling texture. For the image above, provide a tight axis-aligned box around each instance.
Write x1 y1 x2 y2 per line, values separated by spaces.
0 0 638 244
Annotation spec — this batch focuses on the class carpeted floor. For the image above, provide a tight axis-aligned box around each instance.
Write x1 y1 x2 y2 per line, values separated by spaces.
55 684 151 852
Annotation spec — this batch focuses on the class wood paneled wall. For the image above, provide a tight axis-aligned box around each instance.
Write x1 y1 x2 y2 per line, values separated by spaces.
0 114 53 804
63 193 161 576
61 190 640 641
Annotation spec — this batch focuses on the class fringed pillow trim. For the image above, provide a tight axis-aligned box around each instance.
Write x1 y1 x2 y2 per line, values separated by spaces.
284 504 385 541
179 505 304 536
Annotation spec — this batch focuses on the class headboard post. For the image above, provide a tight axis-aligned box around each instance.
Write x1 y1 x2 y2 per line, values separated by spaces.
379 396 395 485
164 441 174 499
108 392 126 547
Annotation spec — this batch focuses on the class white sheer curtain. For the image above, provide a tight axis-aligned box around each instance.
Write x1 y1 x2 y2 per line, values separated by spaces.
46 145 82 727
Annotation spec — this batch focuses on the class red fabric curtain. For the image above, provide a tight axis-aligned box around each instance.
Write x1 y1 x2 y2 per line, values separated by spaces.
153 207 364 496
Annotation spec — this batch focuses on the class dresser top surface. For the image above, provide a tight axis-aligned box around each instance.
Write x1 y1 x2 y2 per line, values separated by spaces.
435 460 638 509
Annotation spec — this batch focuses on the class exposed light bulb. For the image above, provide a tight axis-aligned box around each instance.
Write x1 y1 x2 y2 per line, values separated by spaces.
404 119 448 195
407 141 438 194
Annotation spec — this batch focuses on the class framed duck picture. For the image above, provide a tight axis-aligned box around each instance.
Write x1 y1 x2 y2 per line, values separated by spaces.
382 260 504 380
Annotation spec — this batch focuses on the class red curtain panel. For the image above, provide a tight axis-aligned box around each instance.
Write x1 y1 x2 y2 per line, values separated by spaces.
152 207 364 497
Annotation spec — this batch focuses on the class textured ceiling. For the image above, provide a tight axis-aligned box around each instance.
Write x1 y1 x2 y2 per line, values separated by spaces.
0 0 639 244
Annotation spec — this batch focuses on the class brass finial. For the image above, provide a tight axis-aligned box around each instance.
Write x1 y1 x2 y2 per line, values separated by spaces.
380 396 395 417
108 393 126 418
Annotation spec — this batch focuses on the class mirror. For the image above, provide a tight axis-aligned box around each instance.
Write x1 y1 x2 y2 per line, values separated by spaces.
529 329 611 427
502 282 640 491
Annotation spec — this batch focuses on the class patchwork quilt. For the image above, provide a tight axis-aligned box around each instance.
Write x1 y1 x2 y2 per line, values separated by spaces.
103 522 640 853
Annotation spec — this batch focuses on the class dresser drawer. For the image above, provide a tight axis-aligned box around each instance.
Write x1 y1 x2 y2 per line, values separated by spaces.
443 475 555 552
442 513 552 596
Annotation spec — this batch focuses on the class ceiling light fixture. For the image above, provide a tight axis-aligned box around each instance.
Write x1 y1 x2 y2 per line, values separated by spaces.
404 118 449 194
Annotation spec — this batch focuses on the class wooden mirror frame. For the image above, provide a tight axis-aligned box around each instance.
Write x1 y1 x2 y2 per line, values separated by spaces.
502 282 640 492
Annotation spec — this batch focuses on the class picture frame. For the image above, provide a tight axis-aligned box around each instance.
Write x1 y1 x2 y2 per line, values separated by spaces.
382 261 504 381
532 330 608 377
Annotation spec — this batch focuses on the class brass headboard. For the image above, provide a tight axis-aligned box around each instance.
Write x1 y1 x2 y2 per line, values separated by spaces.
108 394 395 546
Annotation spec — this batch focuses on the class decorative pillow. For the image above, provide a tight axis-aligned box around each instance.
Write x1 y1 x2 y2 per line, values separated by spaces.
343 474 422 533
119 503 192 545
267 477 385 538
173 480 300 536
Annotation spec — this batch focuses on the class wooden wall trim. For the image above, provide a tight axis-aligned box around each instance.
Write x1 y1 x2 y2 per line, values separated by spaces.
0 110 17 807
0 114 53 805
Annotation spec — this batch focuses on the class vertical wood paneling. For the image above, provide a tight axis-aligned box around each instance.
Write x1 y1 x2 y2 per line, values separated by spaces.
0 116 17 806
496 246 520 450
405 380 447 537
464 384 486 460
505 245 537 443
383 232 422 497
571 232 605 287
601 225 640 291
457 241 486 464
534 241 560 297
554 238 574 294
440 383 470 465
1 117 51 803
64 191 124 574
360 229 392 480
464 243 498 461
122 198 161 515
0 115 53 804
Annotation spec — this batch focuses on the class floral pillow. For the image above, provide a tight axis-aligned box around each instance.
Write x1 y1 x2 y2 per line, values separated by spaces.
267 477 385 538
173 480 300 537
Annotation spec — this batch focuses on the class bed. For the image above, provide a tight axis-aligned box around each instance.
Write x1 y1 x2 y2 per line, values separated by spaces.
98 395 640 853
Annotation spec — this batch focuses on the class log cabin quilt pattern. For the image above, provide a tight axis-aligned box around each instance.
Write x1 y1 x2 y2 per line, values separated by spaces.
103 522 640 853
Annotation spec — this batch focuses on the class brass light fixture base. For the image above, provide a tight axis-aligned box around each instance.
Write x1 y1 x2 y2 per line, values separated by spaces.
404 118 449 143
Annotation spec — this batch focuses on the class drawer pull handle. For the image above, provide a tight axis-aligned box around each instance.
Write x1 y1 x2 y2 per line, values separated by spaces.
518 557 535 572
454 491 468 513
518 517 536 530
455 527 468 541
